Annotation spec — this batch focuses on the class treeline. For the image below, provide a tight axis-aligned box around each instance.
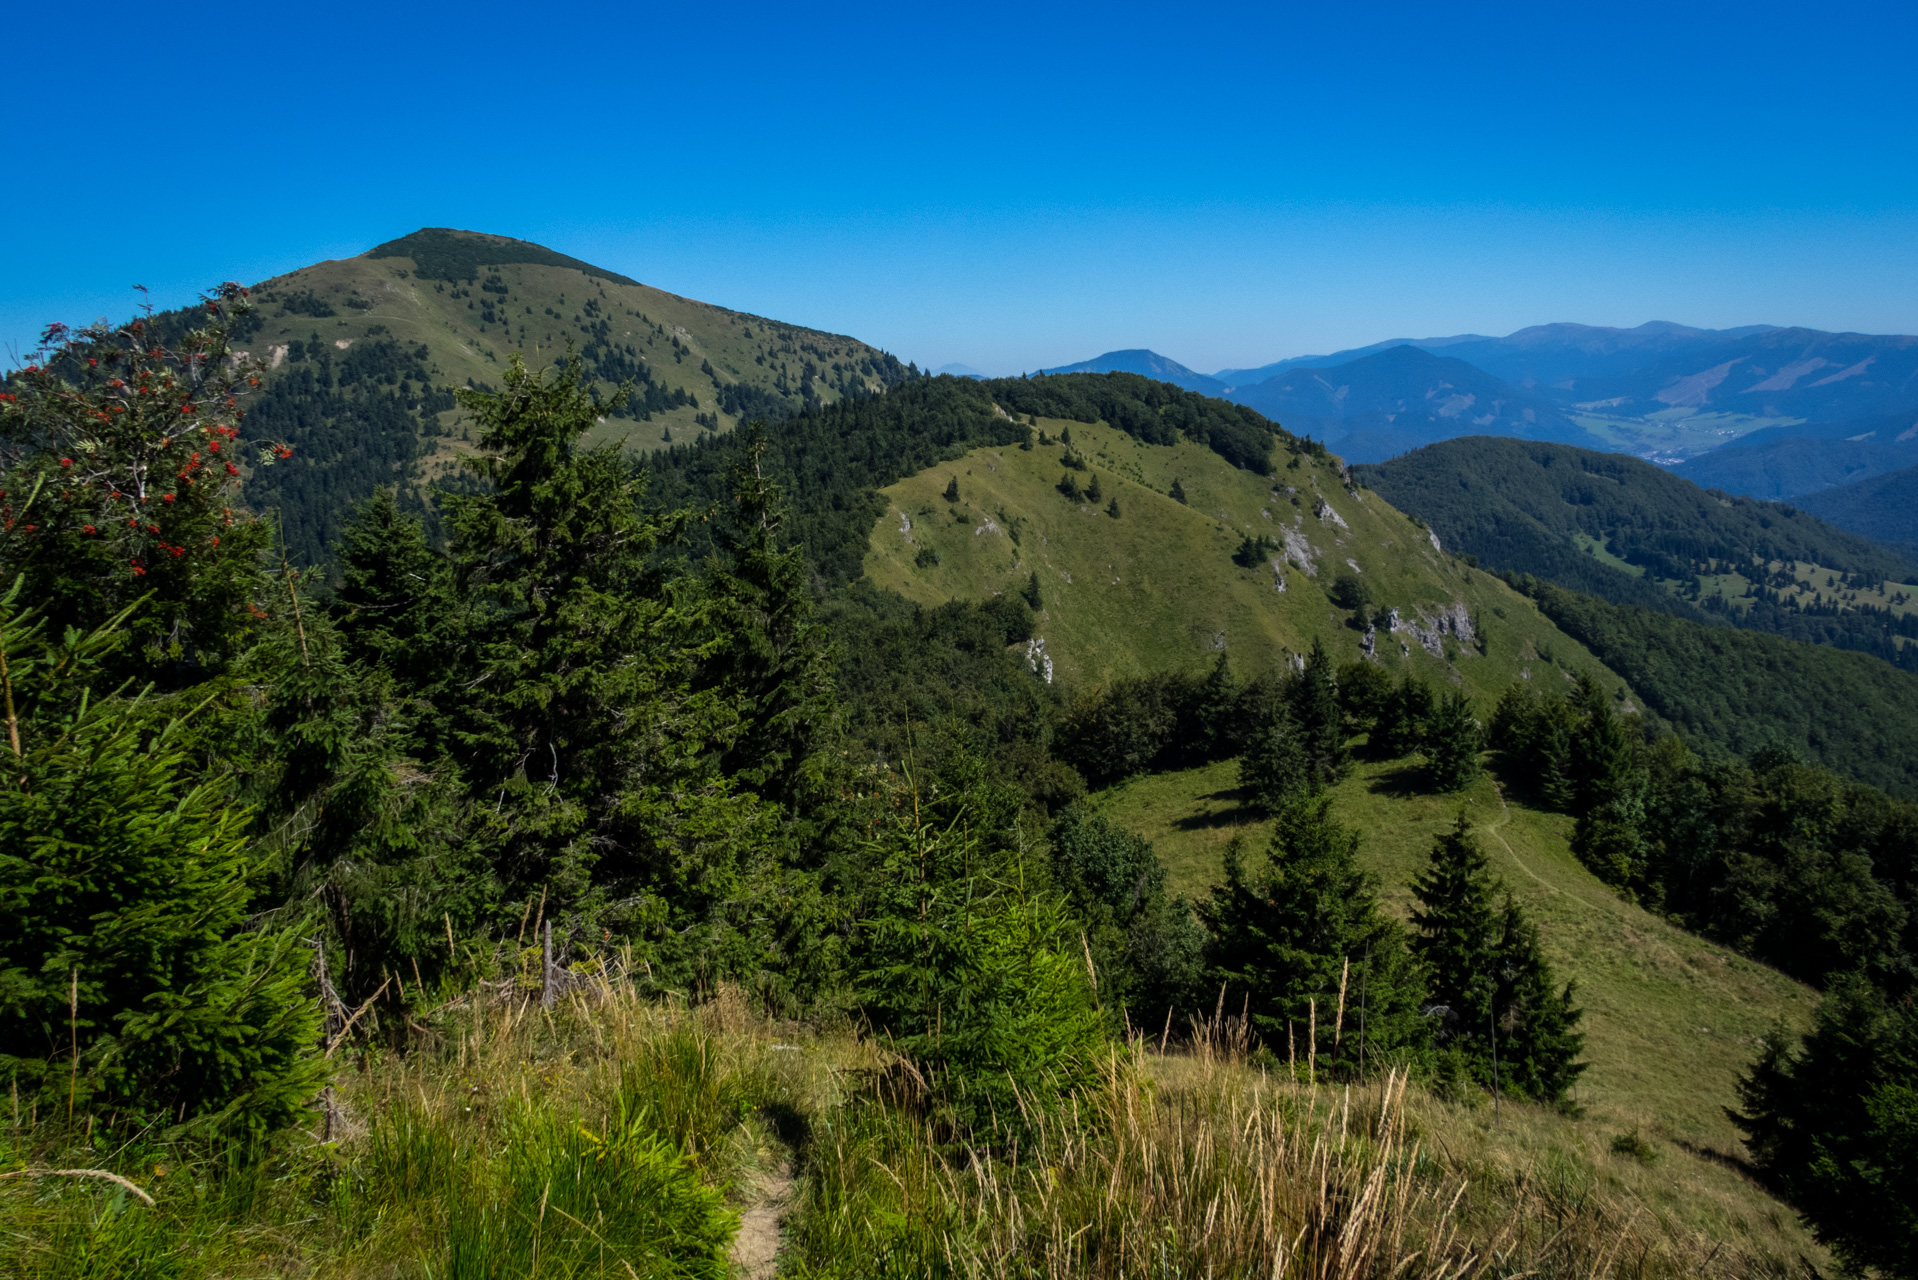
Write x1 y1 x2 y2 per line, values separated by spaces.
983 369 1302 474
1512 573 1918 798
1490 673 1917 1276
1356 437 1918 672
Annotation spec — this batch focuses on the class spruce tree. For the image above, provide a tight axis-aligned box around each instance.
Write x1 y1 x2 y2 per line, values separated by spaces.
1086 473 1103 503
1412 817 1584 1104
1490 894 1586 1102
1107 497 1121 518
440 354 774 981
1022 571 1044 610
1732 974 1917 1278
334 486 457 696
1570 673 1637 813
1193 651 1240 760
943 476 960 503
1202 798 1428 1073
1170 477 1187 504
0 595 324 1137
1292 638 1346 782
1410 815 1499 1053
1240 709 1314 814
1375 674 1434 760
1423 690 1482 791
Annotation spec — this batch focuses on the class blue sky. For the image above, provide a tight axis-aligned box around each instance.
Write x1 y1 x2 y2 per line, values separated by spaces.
4 0 1914 374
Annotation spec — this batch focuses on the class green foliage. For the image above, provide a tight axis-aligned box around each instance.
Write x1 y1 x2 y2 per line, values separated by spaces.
1046 804 1206 1032
942 476 960 503
1170 477 1187 503
1294 638 1346 783
1329 572 1374 612
650 375 1025 582
1422 690 1482 792
369 1093 735 1278
1513 573 1918 798
1356 437 1918 670
1410 817 1585 1103
857 805 1107 1136
1201 798 1429 1073
0 290 273 683
1373 673 1435 759
0 595 324 1138
1239 710 1314 814
1231 533 1279 568
1733 974 1918 1279
367 227 647 286
990 370 1289 474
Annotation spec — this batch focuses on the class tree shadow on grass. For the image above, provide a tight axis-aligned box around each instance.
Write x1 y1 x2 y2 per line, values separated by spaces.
1173 785 1264 831
1365 758 1439 798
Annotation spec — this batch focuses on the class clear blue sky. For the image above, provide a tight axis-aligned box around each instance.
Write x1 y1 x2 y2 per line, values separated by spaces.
4 0 1914 375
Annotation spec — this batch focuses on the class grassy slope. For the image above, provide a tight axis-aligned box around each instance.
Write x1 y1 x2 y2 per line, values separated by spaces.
1097 755 1815 1237
238 245 895 465
865 415 1638 702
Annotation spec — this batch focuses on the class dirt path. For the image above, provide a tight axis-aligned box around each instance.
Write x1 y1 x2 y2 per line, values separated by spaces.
730 1165 793 1279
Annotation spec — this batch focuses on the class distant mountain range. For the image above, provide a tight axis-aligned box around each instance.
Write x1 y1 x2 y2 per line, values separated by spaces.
1045 320 1918 469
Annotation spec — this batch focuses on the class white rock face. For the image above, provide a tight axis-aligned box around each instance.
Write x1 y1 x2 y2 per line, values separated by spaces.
1428 529 1443 552
1269 557 1287 592
1315 497 1349 530
1387 600 1476 657
1025 637 1054 684
1281 520 1319 576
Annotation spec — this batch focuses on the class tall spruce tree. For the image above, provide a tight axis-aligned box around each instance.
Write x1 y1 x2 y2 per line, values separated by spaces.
1240 708 1314 814
1375 674 1435 760
1733 974 1917 1278
1292 638 1346 783
1423 690 1482 791
1202 797 1428 1074
1193 651 1240 760
1411 816 1583 1103
440 354 774 983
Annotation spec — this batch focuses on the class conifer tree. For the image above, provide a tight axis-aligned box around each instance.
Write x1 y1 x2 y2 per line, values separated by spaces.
943 476 960 503
1423 690 1482 791
1732 974 1917 1278
1292 638 1346 782
1193 651 1240 759
1569 673 1637 813
1240 709 1314 813
1410 815 1499 1052
334 486 457 696
1375 674 1434 759
1170 477 1187 504
440 354 774 981
1489 894 1585 1101
0 593 323 1137
1202 798 1428 1073
1085 473 1103 504
1107 497 1121 518
1411 817 1584 1103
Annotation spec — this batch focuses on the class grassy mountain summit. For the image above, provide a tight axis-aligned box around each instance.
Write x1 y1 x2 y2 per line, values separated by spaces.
200 227 913 559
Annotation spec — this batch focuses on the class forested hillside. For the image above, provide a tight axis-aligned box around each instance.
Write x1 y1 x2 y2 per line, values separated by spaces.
2 297 1912 1278
1356 437 1918 671
82 228 915 562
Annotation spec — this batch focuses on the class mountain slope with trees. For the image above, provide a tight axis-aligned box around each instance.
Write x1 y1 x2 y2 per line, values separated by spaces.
1355 436 1918 671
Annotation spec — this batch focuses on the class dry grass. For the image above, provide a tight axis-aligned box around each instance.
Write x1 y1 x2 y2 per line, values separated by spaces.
1 976 1818 1278
791 1019 1811 1279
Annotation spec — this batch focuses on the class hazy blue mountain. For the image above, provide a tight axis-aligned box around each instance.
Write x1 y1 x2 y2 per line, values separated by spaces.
933 362 988 379
1671 411 1918 499
1555 327 1918 422
1795 463 1918 554
1214 334 1491 387
1227 345 1609 462
1040 348 1227 395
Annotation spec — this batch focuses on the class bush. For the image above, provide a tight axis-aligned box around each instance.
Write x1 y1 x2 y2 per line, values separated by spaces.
0 597 324 1138
858 809 1107 1137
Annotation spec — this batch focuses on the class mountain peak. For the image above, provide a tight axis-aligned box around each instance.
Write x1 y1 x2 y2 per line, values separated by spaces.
365 227 642 287
1039 349 1225 394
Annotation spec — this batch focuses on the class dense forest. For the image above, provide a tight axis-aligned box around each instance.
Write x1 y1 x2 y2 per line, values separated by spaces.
1511 573 1918 797
1357 437 1918 670
0 302 1911 1276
